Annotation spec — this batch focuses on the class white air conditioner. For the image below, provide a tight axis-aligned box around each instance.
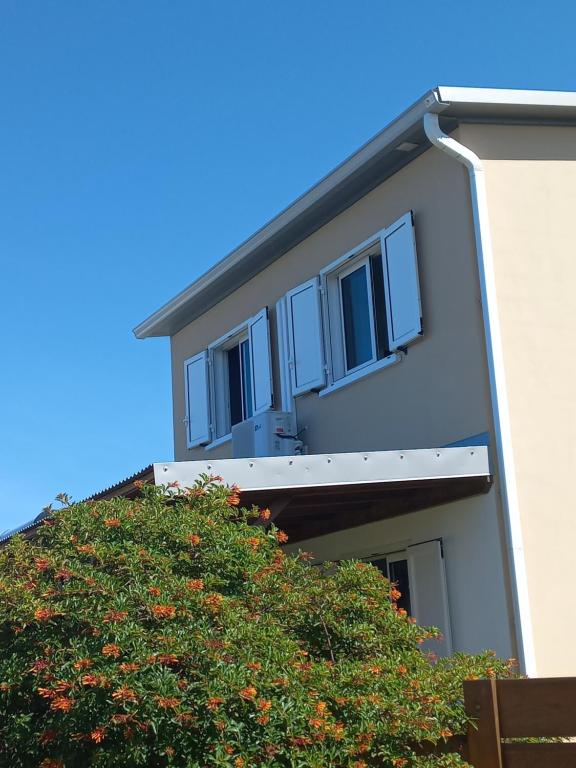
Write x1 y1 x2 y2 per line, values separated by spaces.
232 411 301 458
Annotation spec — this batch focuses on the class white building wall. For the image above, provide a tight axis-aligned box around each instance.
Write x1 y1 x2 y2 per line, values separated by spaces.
286 490 515 661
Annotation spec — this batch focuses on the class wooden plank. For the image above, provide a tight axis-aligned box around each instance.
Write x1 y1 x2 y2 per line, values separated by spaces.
496 678 576 737
503 742 576 768
464 679 503 768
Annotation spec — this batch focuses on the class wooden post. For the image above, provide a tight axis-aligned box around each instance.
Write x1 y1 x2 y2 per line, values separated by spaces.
464 679 503 768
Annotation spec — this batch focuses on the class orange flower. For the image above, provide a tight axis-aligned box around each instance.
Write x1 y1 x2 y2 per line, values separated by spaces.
257 698 272 711
398 665 407 674
39 729 58 745
390 586 402 602
151 604 177 619
227 484 241 506
147 586 161 597
34 557 51 572
275 530 289 544
55 568 73 581
112 685 138 703
102 643 121 658
103 518 121 527
82 673 108 688
440 728 453 739
315 701 328 714
103 610 128 623
118 662 140 673
238 686 257 701
50 696 74 712
246 536 261 551
271 677 288 686
392 760 408 767
156 696 181 709
40 760 64 768
90 727 106 743
309 717 324 729
165 746 175 757
73 658 93 670
246 662 262 672
257 714 270 725
186 579 204 591
76 544 95 555
187 534 201 545
234 758 245 768
206 696 224 710
202 593 224 611
37 687 57 699
156 653 179 666
34 607 56 622
259 508 271 521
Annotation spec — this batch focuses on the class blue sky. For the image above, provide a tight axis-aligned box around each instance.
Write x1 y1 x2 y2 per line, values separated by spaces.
1 0 573 532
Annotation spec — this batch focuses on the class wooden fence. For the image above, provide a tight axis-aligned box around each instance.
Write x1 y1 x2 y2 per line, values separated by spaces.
463 677 576 767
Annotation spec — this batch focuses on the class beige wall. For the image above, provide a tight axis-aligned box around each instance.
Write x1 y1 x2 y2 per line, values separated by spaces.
461 124 576 676
285 491 516 661
171 143 494 461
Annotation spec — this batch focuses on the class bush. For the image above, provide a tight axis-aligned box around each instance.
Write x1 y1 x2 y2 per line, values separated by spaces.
0 478 515 767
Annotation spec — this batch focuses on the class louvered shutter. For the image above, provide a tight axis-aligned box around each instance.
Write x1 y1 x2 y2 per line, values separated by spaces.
184 351 211 447
248 307 273 415
381 211 422 350
408 540 452 657
285 278 326 396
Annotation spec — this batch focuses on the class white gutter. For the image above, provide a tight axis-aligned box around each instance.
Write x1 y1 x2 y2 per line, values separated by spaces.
423 113 537 677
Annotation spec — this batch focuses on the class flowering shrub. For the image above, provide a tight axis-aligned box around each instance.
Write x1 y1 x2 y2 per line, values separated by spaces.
0 479 515 767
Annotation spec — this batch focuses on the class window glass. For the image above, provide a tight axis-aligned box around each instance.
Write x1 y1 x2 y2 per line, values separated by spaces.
227 345 243 427
341 264 373 370
370 254 389 359
388 558 412 615
240 339 253 419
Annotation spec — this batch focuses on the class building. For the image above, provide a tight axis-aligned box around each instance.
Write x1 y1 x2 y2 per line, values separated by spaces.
131 86 576 677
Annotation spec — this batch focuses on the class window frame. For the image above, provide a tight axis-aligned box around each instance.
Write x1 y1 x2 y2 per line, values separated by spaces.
320 232 399 390
208 320 252 444
337 255 378 374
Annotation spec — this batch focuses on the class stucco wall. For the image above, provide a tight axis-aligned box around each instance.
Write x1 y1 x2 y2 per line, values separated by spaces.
285 490 516 661
171 143 494 462
460 124 576 676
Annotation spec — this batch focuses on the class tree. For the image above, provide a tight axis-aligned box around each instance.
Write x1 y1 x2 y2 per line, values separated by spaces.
0 478 515 767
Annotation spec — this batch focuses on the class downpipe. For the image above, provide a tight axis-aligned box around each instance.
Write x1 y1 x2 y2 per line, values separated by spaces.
423 113 537 677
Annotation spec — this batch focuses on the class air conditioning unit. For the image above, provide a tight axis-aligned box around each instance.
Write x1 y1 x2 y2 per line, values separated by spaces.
232 411 301 458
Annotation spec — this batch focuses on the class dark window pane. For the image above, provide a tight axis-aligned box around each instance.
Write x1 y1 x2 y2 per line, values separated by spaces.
227 345 243 427
240 339 253 419
341 264 373 370
370 557 388 576
370 254 389 359
388 559 412 615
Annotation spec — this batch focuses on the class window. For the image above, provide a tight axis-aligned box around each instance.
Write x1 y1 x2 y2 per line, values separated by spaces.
366 540 452 658
184 308 273 448
282 212 422 399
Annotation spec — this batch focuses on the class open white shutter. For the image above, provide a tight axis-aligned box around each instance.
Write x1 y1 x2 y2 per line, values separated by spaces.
286 278 326 396
381 211 422 350
184 351 211 447
408 540 452 657
248 307 273 415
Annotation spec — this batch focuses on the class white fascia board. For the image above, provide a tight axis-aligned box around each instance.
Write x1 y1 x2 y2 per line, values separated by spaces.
134 89 442 339
154 446 489 493
437 85 576 108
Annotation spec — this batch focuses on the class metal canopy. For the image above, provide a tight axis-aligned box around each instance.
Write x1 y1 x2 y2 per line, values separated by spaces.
154 446 492 543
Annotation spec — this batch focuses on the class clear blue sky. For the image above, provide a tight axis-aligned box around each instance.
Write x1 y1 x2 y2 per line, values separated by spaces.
1 0 573 532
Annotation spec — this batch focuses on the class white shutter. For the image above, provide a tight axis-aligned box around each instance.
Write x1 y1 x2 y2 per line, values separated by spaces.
184 351 211 447
285 278 326 396
381 211 422 350
248 307 273 415
275 297 294 412
408 540 452 657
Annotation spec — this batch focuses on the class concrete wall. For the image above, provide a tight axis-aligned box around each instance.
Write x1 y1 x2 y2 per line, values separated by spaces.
171 142 494 461
460 124 576 676
285 489 516 660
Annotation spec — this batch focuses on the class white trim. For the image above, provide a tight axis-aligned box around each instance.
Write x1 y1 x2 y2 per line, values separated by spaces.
319 353 401 397
154 445 490 492
205 433 233 451
437 85 576 108
424 112 537 677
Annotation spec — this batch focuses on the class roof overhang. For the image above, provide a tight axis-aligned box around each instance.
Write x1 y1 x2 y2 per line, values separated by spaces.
134 86 576 339
154 446 492 542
